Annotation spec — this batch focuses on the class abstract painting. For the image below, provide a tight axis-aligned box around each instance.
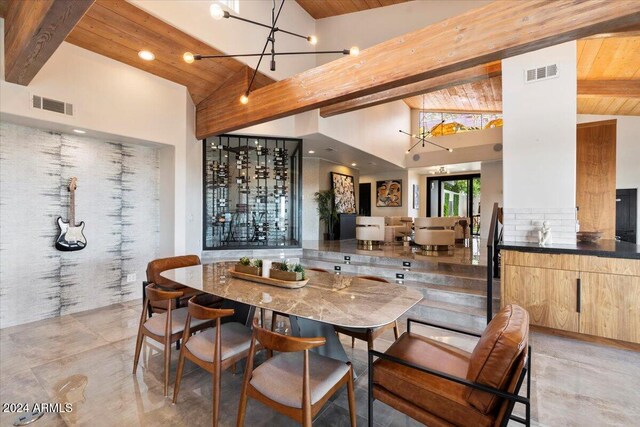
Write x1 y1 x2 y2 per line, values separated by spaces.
331 172 356 214
376 180 402 207
413 184 419 209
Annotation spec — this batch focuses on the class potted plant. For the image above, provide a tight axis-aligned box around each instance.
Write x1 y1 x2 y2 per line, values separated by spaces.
270 262 305 281
235 257 262 276
313 189 338 240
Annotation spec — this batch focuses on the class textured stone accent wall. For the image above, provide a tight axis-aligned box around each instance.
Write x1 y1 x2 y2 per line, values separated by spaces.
0 123 159 328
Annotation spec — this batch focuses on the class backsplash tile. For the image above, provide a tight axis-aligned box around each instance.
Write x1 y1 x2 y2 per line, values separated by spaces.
503 208 577 244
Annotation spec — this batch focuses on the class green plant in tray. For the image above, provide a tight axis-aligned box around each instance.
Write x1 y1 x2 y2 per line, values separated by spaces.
239 257 251 266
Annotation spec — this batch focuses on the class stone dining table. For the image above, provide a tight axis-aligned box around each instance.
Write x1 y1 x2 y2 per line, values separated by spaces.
161 261 423 362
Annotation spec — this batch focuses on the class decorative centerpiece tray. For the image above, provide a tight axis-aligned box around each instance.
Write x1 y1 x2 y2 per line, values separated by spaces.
229 268 309 289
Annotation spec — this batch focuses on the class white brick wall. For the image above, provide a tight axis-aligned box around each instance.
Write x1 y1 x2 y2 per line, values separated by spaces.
503 208 577 244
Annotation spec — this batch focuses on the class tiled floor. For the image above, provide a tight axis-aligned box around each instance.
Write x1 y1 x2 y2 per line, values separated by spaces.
1 301 639 426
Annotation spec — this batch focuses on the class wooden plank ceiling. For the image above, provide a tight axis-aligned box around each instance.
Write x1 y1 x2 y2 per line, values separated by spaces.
199 1 640 137
403 75 502 113
577 36 640 115
63 0 273 105
295 0 411 19
400 36 639 116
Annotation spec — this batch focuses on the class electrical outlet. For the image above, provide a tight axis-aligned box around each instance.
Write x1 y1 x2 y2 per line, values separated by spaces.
126 273 137 283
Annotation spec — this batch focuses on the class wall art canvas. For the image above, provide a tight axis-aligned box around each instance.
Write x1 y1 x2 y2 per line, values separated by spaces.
413 184 419 209
377 180 402 207
331 172 356 214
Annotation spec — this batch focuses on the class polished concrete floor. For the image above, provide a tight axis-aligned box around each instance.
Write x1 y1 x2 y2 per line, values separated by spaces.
303 237 486 267
1 300 639 426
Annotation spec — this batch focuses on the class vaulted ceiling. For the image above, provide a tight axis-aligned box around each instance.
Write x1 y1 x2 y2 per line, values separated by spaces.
295 0 411 19
404 76 502 113
576 36 640 115
65 0 274 105
401 35 640 116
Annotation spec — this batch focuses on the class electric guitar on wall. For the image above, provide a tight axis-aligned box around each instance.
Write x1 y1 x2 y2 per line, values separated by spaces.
55 177 87 251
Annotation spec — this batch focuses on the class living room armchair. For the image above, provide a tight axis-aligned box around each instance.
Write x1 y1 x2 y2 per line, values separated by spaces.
367 304 531 427
414 217 457 251
356 216 385 249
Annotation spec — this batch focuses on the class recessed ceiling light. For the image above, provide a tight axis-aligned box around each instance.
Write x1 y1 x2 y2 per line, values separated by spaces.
138 50 155 61
308 150 315 154
351 163 357 167
73 129 86 134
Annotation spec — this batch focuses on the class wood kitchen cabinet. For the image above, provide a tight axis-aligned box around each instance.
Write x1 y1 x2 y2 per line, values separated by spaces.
503 265 579 332
579 272 640 343
501 249 640 344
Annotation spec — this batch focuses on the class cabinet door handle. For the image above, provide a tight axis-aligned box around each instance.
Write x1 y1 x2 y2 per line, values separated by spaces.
576 278 581 313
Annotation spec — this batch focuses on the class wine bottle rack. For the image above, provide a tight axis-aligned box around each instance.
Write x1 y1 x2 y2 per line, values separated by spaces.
203 135 301 250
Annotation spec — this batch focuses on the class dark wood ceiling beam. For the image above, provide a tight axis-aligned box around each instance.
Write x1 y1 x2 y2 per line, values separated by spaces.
320 61 501 117
4 0 94 85
578 80 640 98
197 0 640 139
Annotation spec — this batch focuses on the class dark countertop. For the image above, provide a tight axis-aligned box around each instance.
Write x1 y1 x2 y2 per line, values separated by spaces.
499 239 640 260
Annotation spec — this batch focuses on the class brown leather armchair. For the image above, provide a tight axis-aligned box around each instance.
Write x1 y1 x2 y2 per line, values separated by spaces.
144 255 222 315
368 304 531 427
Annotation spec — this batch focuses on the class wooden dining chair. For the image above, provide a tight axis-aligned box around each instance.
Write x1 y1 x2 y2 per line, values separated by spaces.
145 255 222 316
133 284 212 396
269 268 328 332
237 321 356 427
334 275 400 350
173 297 254 426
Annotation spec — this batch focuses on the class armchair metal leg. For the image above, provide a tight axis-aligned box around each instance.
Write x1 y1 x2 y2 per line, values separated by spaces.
368 351 374 427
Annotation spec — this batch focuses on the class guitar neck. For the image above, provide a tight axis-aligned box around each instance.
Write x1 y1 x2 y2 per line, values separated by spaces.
69 188 75 226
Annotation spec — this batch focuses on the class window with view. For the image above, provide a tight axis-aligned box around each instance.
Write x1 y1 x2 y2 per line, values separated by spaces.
418 111 503 138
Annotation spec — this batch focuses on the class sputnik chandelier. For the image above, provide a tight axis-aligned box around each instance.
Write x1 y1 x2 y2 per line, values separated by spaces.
183 0 359 105
400 94 453 153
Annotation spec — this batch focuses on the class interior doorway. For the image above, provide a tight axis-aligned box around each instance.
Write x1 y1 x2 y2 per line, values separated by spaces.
358 183 371 216
427 174 481 235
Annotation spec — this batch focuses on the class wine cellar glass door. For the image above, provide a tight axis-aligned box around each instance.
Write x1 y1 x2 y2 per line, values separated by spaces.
203 134 302 250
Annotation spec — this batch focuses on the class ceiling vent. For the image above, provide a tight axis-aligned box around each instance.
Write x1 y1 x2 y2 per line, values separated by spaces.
525 64 558 83
31 95 74 116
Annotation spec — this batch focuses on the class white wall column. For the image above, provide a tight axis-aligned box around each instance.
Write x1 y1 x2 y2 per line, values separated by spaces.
502 42 577 243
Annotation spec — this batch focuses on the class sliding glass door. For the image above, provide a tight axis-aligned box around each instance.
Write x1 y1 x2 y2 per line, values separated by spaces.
427 174 481 236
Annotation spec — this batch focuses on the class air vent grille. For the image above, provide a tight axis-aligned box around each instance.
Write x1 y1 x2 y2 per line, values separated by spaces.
525 64 559 83
31 95 74 116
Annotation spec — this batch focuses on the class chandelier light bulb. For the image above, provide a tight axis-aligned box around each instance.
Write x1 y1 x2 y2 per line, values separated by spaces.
240 94 249 104
448 148 454 152
308 35 318 45
183 52 195 64
210 3 225 20
349 46 360 56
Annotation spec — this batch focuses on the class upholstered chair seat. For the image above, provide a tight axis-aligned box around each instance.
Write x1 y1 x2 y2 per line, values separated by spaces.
373 333 493 427
184 322 253 363
250 351 351 408
370 305 530 427
414 217 457 249
143 306 209 336
356 216 386 248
